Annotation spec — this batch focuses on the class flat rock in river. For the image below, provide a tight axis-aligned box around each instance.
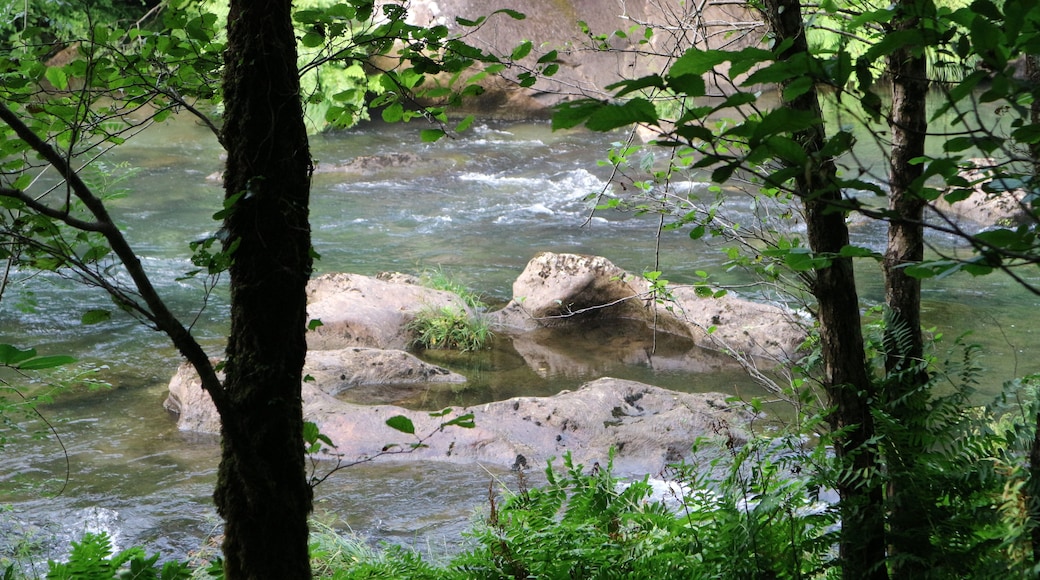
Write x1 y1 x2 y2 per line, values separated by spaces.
167 367 749 476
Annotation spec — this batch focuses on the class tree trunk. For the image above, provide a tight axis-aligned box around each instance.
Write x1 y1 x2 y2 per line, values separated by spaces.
884 1 932 575
758 0 888 577
213 0 314 577
1025 52 1040 566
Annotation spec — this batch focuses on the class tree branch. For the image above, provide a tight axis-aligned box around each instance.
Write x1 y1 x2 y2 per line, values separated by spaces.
0 101 229 413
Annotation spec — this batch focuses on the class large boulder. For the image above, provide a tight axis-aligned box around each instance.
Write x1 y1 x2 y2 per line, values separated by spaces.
306 272 470 350
495 252 649 327
932 158 1032 227
313 377 750 475
402 0 762 117
163 348 465 433
167 371 749 475
491 252 805 361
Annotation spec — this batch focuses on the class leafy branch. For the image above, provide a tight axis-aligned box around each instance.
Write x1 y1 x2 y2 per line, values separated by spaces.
305 409 476 489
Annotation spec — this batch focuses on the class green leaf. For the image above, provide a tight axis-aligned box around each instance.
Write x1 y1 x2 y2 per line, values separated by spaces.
307 318 324 331
839 245 881 259
669 49 730 77
454 115 475 133
381 103 404 123
421 129 445 142
17 355 77 370
303 421 320 445
743 61 797 86
511 40 532 60
81 309 112 325
970 14 1002 51
606 74 665 98
45 67 68 91
441 412 475 429
752 109 821 141
536 49 558 64
386 415 415 435
763 135 808 165
974 227 1031 250
552 99 605 130
492 8 526 20
821 131 856 158
585 98 658 131
0 344 37 366
301 32 325 48
861 30 921 63
666 73 706 98
782 76 814 101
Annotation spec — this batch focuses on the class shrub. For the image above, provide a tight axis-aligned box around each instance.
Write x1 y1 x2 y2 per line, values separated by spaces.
408 306 493 352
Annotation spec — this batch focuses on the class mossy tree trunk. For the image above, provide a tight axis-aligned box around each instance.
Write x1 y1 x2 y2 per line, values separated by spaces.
214 0 314 577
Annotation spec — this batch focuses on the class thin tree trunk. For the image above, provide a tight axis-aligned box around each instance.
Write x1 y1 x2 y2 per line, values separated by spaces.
1025 52 1040 566
884 1 932 575
213 0 314 577
758 0 888 577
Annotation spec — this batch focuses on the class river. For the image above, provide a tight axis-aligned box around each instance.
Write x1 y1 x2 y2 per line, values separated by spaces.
1 114 1038 565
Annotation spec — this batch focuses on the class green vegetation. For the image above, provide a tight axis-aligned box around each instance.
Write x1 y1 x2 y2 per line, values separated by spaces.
418 269 487 311
408 270 493 351
40 532 191 580
3 0 1040 576
24 383 1036 579
408 305 493 352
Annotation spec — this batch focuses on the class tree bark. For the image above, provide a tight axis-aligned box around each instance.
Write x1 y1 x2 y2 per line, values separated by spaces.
758 0 888 577
214 0 314 577
1025 52 1040 567
884 1 932 575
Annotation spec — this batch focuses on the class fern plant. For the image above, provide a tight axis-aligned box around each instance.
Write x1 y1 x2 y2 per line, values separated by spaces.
45 532 190 580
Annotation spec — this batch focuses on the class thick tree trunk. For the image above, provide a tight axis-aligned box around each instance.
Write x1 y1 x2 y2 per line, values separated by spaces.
758 0 888 577
884 1 932 575
214 0 314 578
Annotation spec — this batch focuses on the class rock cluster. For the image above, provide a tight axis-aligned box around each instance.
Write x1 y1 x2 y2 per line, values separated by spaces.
165 252 803 474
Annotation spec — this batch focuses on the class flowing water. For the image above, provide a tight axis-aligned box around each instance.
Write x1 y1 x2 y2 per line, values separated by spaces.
1 114 1038 564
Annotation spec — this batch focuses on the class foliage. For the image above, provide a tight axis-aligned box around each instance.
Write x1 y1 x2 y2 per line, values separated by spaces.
408 270 493 351
44 532 191 580
407 305 492 352
550 3 1040 575
418 269 487 311
174 0 520 133
450 448 835 579
554 0 1040 287
804 0 979 82
0 0 151 45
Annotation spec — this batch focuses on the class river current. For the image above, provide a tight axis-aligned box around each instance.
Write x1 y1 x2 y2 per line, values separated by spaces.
1 116 1038 564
